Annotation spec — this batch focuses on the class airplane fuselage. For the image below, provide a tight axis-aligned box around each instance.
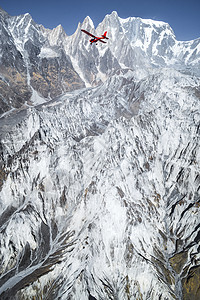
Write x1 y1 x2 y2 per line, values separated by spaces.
90 36 105 44
81 29 109 44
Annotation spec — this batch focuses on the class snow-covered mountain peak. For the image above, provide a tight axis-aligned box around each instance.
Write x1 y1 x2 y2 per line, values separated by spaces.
0 7 9 18
7 12 40 45
0 8 200 116
45 24 68 46
55 23 65 33
98 11 176 48
96 11 200 77
11 12 35 28
82 15 95 30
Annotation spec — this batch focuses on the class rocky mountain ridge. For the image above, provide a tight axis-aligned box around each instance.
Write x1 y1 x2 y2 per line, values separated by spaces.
0 8 84 116
0 8 200 115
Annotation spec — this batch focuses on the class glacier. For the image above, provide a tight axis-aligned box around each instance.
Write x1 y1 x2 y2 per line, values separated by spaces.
0 7 200 300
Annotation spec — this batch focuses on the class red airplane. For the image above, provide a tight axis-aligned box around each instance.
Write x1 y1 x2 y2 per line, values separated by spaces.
81 29 109 44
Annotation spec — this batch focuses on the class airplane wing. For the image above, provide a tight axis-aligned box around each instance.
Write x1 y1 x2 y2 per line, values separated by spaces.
99 40 106 43
81 29 96 39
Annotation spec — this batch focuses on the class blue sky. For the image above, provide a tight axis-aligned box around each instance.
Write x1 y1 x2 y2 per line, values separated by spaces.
1 0 200 41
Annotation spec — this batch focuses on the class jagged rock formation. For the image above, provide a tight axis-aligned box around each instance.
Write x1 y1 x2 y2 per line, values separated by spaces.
0 8 200 300
0 8 84 116
1 9 200 116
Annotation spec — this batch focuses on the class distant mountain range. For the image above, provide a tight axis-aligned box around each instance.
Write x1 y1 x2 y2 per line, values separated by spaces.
0 8 200 116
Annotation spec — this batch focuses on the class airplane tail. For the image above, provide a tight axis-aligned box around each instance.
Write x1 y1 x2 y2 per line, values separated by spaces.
102 31 109 39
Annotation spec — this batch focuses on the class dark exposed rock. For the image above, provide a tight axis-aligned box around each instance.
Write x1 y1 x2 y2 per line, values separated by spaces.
0 10 84 116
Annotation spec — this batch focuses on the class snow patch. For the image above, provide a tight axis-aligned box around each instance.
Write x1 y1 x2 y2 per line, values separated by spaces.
39 47 59 58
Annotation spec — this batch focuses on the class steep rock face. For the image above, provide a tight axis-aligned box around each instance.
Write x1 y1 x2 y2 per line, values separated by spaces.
96 11 200 74
0 8 84 116
63 11 200 85
60 17 121 87
0 9 31 114
1 8 200 116
0 69 199 299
